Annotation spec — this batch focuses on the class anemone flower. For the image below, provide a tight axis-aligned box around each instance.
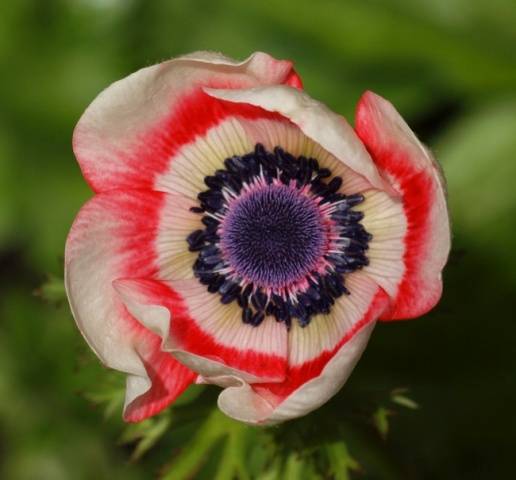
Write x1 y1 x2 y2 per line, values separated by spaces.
65 52 450 425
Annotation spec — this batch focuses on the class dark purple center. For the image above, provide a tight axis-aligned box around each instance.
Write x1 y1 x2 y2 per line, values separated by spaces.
221 184 325 289
187 144 371 328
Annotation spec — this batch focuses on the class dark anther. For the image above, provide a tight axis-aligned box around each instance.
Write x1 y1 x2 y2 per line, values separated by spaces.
242 307 254 324
238 293 249 308
251 290 267 311
310 179 327 196
201 217 219 230
326 176 343 194
187 230 205 251
226 175 243 192
201 254 221 265
221 289 241 304
316 168 331 179
345 244 368 256
224 157 245 174
254 143 267 155
319 192 345 206
298 312 311 327
250 311 265 326
219 280 238 295
344 194 365 207
242 283 253 298
207 276 224 293
346 211 365 222
308 158 319 171
306 285 321 301
280 171 292 185
204 175 223 189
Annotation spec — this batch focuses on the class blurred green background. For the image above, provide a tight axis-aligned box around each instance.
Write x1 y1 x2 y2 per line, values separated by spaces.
1 0 515 478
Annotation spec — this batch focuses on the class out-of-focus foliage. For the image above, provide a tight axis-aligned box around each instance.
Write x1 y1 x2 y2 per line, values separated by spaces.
1 0 515 478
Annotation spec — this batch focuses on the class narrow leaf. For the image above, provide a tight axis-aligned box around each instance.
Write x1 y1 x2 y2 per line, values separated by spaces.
373 407 391 439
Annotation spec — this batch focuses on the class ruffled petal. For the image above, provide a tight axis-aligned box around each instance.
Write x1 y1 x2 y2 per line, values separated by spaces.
123 334 196 423
113 277 288 384
169 279 288 382
239 118 373 194
155 114 373 201
65 189 196 421
355 91 451 319
204 85 393 193
216 273 390 425
73 52 301 193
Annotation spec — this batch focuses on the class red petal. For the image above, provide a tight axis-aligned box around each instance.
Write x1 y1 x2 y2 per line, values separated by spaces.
255 287 388 407
115 278 288 382
355 91 450 320
73 53 297 194
216 274 390 425
284 68 304 89
65 190 196 421
123 330 196 422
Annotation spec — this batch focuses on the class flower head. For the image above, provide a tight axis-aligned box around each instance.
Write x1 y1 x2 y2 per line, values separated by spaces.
65 52 450 425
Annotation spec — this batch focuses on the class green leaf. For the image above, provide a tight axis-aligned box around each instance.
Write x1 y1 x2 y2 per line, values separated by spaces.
161 408 255 480
391 395 419 410
373 407 392 439
82 372 126 420
34 274 66 305
438 99 516 282
259 459 283 480
213 421 252 480
173 384 206 407
282 452 306 479
389 388 419 410
325 441 361 480
119 414 172 462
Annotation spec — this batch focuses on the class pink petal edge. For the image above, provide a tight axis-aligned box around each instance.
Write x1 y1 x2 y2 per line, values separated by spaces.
355 91 451 320
72 52 301 194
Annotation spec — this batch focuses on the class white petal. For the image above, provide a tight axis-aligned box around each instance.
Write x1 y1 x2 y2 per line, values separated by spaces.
266 322 375 424
204 85 392 193
155 118 253 199
356 91 451 318
156 193 202 281
114 277 288 385
358 189 408 298
65 190 196 421
241 118 373 194
287 272 381 365
216 272 389 425
216 322 376 425
73 52 298 193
